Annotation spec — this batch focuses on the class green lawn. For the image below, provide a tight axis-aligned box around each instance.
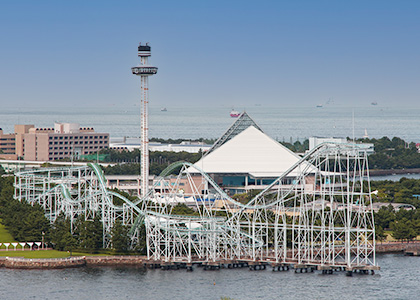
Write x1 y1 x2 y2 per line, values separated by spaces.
0 250 111 258
0 218 16 243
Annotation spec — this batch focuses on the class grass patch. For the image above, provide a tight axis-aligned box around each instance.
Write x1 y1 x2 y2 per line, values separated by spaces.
0 218 16 243
0 250 112 258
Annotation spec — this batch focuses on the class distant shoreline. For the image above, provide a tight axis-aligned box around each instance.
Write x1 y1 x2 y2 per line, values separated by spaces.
370 168 420 177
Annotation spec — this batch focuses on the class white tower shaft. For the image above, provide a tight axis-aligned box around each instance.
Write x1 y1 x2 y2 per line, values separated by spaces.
132 44 157 198
141 56 149 197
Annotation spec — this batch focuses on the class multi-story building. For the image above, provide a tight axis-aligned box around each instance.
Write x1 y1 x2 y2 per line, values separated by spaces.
0 123 109 161
0 128 17 160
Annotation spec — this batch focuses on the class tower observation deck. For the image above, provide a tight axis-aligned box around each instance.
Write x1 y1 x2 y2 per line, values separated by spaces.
132 43 158 197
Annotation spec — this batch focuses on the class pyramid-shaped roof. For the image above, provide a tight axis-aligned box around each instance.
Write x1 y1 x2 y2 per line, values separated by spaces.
205 112 263 156
191 126 311 178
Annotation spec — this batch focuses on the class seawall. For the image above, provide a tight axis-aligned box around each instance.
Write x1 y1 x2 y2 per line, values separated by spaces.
2 256 86 269
376 241 420 253
0 255 145 269
85 255 144 266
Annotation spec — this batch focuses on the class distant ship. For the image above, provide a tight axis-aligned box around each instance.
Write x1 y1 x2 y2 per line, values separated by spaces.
161 107 167 112
230 109 241 118
371 102 378 106
316 104 323 108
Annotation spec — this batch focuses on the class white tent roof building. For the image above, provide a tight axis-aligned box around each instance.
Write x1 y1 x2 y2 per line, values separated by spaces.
191 126 306 178
188 125 314 194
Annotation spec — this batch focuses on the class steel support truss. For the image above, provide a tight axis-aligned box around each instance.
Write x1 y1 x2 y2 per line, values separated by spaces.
14 143 377 270
141 142 376 269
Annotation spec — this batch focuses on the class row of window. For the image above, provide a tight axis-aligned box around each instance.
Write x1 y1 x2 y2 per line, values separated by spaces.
49 145 103 150
48 135 107 140
49 150 98 157
49 140 104 145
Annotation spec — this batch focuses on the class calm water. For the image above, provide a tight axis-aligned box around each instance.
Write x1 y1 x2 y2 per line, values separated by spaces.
1 105 420 142
371 173 420 181
0 254 418 300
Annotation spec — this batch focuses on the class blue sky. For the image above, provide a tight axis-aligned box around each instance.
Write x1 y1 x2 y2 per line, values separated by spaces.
1 0 419 108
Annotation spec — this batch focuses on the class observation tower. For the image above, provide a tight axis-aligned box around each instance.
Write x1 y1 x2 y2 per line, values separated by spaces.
131 43 158 197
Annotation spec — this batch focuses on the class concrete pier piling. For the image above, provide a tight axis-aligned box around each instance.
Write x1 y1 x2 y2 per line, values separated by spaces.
203 262 221 271
186 263 193 271
227 261 249 269
294 264 315 273
345 265 380 276
271 263 290 272
248 262 267 271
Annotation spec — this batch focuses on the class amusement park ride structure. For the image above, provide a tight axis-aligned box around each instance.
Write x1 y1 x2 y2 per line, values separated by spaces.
14 142 377 271
12 44 378 273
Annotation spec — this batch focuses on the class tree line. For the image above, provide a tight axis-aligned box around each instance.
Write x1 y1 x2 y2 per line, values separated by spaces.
0 176 142 253
95 135 420 176
101 149 202 176
372 178 420 242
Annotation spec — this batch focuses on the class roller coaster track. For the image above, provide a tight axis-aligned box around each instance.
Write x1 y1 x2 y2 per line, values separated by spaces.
14 141 376 268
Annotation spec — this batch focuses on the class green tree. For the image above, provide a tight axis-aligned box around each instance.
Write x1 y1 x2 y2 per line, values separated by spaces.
0 175 50 242
375 225 386 242
75 215 103 252
374 205 395 229
51 214 74 251
391 218 417 242
111 220 130 252
171 203 196 216
133 224 147 255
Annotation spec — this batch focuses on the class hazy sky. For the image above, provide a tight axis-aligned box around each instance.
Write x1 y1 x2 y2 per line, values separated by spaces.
1 0 419 108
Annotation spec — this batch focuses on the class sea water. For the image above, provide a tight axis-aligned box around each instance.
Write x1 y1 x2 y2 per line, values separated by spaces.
0 254 418 300
0 105 419 142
